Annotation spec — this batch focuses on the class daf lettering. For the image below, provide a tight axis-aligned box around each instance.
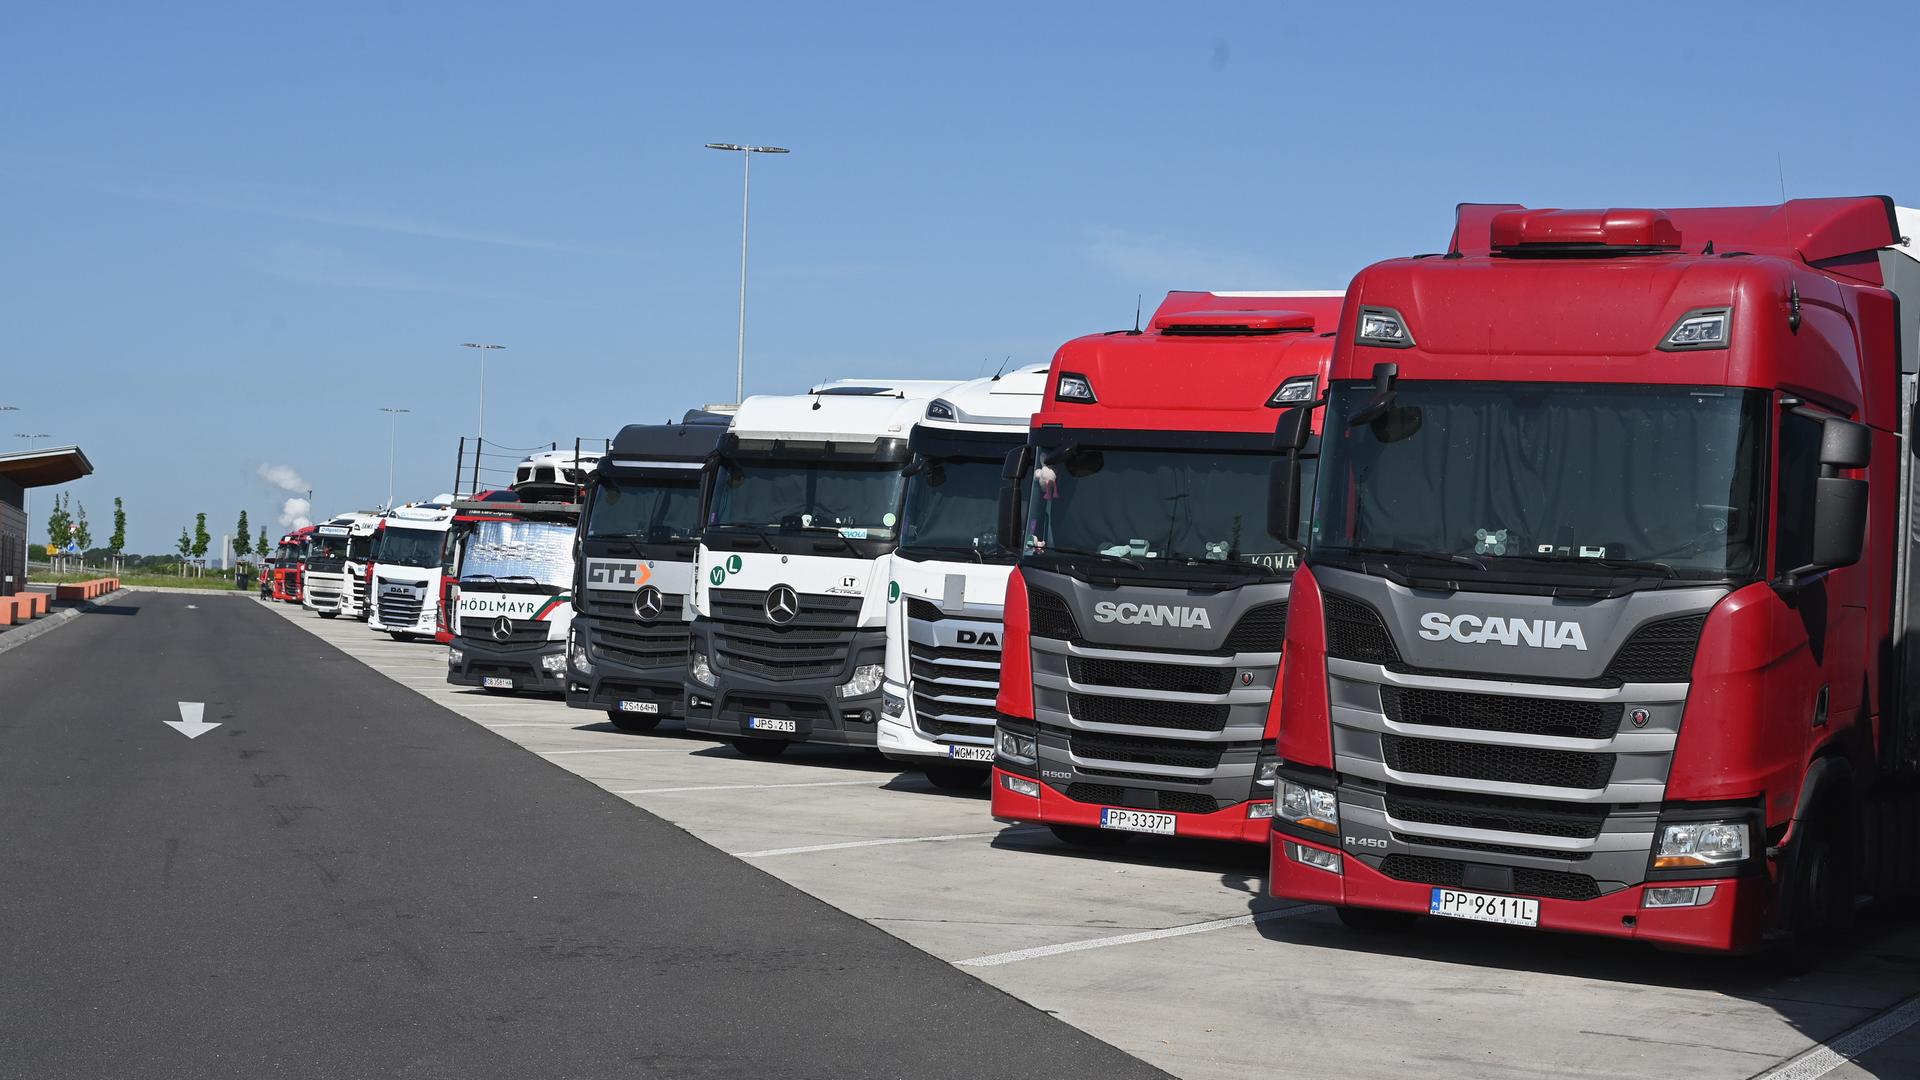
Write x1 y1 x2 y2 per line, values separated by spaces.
1418 611 1588 651
956 630 1000 646
1091 601 1214 629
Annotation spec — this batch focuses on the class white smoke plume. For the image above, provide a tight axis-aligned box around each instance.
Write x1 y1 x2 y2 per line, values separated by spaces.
258 464 314 529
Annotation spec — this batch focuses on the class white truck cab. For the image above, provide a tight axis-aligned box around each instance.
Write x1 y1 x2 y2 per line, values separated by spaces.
339 511 385 619
879 365 1046 787
446 454 585 695
685 379 962 756
302 517 356 617
368 501 456 640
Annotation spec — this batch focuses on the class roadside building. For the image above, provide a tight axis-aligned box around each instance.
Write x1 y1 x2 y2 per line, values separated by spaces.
0 445 94 596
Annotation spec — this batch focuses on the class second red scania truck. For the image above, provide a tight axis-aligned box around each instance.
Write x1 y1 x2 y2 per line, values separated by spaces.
991 291 1340 845
1267 199 1920 957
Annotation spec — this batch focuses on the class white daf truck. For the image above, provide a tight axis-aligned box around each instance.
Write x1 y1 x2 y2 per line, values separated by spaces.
301 517 355 618
339 511 384 620
368 501 456 640
685 379 961 756
879 365 1046 787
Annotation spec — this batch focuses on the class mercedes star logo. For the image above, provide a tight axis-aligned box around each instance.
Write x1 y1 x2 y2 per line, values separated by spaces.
633 586 665 622
491 615 515 642
764 584 800 625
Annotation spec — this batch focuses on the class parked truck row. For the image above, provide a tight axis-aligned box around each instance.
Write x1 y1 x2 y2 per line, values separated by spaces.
271 196 1919 963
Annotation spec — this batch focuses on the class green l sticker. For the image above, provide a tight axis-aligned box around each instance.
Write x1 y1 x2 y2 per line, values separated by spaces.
887 581 900 603
726 554 743 573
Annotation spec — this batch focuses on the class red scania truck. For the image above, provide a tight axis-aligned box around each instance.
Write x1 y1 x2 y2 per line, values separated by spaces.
1267 199 1920 957
991 290 1340 845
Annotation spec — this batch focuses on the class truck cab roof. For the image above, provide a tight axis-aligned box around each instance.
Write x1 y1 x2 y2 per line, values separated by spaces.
725 378 964 453
600 413 731 477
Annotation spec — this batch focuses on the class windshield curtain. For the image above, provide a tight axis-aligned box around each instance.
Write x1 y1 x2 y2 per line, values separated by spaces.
376 528 445 568
460 520 574 587
309 536 349 559
586 476 702 543
709 458 905 540
1313 381 1767 580
1023 447 1301 572
900 456 1011 558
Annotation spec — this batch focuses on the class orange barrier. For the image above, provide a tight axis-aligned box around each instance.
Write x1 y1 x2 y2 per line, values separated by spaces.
0 593 51 624
51 578 119 601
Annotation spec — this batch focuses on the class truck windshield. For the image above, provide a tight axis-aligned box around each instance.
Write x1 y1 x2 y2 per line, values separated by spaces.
586 476 702 543
376 528 445 568
1024 447 1304 574
309 535 349 560
460 520 574 588
1313 381 1767 581
709 458 905 540
347 536 373 561
900 455 1013 561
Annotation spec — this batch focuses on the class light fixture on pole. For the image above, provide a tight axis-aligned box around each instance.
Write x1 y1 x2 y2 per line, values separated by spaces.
379 407 411 510
459 343 506 444
704 142 789 405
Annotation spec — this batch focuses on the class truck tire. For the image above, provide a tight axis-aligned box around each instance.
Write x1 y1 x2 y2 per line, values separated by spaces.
1777 804 1851 974
732 738 788 759
389 631 412 642
318 611 338 619
923 764 987 791
1336 906 1419 932
609 710 661 733
1048 825 1129 848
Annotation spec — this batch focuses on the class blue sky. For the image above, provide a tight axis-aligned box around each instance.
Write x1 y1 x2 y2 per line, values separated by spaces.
4 0 1916 553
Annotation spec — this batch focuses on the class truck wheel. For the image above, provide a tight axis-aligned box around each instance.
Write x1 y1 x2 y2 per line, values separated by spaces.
389 631 412 641
1048 825 1129 848
1336 906 1419 932
923 765 987 791
318 611 338 620
732 738 788 759
1778 806 1851 973
609 710 661 733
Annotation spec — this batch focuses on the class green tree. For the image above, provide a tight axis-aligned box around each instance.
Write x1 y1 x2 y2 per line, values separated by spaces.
191 512 211 570
46 493 73 550
74 503 92 553
176 527 193 575
234 510 253 558
109 497 127 557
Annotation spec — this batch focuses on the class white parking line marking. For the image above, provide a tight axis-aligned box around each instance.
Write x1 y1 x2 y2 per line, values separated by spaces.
482 722 587 728
617 779 882 796
736 830 1036 858
538 748 692 755
1753 993 1920 1080
956 905 1326 968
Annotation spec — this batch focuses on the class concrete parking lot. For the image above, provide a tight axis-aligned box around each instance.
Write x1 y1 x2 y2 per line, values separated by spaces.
262 598 1920 1080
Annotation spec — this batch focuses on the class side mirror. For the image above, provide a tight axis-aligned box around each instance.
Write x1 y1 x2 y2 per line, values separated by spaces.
1347 362 1401 427
1268 454 1302 544
1811 416 1870 569
996 482 1023 553
1274 406 1312 451
1002 445 1034 481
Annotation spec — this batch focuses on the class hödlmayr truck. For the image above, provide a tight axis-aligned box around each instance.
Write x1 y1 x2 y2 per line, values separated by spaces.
446 475 582 695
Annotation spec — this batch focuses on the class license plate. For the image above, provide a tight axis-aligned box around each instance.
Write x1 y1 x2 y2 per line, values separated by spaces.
617 700 659 715
946 744 993 762
1098 808 1177 836
483 676 513 690
748 716 797 733
1429 888 1540 927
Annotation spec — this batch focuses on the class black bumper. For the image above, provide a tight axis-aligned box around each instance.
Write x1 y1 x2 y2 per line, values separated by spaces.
448 638 566 695
683 621 885 747
564 618 687 717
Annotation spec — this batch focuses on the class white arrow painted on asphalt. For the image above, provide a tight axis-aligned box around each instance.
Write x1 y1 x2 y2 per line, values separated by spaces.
165 701 221 739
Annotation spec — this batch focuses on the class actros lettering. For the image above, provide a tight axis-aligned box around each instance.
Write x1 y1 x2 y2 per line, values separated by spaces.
1092 602 1213 629
1418 612 1588 651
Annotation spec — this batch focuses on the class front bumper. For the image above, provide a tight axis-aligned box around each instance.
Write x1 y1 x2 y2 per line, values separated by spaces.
1268 830 1776 952
877 682 994 765
990 765 1274 844
683 621 884 747
566 621 687 718
449 638 566 695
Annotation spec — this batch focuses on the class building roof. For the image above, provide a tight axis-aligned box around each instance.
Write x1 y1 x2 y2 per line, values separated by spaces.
0 445 93 489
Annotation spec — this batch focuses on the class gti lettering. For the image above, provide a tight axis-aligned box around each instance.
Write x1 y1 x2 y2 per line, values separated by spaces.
1418 612 1588 651
1091 602 1213 629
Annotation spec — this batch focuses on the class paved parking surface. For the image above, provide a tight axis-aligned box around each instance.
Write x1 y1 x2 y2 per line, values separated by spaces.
265 598 1920 1080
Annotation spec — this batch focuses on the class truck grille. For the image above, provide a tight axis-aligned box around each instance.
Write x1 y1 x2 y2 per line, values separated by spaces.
1324 594 1401 663
1067 783 1219 815
907 605 1002 738
350 572 368 610
1221 602 1288 652
1384 786 1607 839
1380 686 1621 741
709 588 860 681
1068 692 1230 732
1068 731 1240 770
1604 615 1707 682
1027 586 1078 640
376 588 423 626
1069 656 1233 695
583 590 691 671
459 619 549 648
1378 854 1601 902
1382 733 1616 790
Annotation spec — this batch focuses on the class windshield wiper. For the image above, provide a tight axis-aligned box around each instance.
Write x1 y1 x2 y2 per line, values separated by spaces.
1036 546 1145 571
1493 553 1678 579
1339 545 1487 571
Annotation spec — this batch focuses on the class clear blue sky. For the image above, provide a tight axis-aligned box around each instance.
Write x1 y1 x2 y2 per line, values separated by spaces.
4 0 1916 554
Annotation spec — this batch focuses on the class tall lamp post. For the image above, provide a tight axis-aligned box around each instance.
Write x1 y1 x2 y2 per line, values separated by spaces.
704 142 789 405
379 407 410 510
460 342 506 445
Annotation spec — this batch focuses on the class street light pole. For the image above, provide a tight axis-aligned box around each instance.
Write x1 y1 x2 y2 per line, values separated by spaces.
379 407 410 510
459 343 506 445
704 143 789 404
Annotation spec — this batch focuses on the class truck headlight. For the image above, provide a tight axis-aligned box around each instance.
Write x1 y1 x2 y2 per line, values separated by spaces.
690 650 717 688
448 647 464 666
997 728 1037 763
882 691 906 718
569 628 593 674
1653 822 1748 868
1255 756 1280 789
540 652 568 675
1278 779 1339 835
837 664 883 698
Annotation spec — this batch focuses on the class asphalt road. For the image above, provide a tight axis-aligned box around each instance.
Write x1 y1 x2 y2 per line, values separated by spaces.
0 591 1169 1080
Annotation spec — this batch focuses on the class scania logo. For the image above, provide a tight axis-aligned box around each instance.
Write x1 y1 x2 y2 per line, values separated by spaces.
491 615 515 642
633 586 665 622
1091 601 1213 629
1418 612 1588 651
765 585 800 625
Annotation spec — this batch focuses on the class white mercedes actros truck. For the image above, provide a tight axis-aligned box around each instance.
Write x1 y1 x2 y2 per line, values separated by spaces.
879 365 1046 787
685 379 961 757
368 501 456 640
